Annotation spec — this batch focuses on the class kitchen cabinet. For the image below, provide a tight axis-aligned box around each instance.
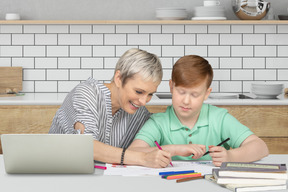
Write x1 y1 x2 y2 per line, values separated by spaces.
0 105 287 154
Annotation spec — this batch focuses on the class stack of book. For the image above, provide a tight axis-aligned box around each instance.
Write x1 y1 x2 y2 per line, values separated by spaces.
205 162 287 192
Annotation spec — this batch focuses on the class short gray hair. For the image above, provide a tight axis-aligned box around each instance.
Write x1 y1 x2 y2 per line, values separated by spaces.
111 48 163 85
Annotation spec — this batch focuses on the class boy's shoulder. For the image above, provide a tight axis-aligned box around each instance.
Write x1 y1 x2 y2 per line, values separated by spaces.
204 104 229 118
150 106 173 119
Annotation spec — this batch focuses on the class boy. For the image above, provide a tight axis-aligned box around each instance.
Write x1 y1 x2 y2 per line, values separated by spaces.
129 55 269 167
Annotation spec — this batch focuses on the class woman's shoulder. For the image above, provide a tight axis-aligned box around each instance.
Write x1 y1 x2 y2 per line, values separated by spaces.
74 77 109 96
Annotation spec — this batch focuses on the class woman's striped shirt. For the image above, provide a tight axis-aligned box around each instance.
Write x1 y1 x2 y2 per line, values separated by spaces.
49 77 151 148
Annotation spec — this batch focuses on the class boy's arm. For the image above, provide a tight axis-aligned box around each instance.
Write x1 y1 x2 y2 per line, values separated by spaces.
209 134 269 166
129 139 206 159
228 134 269 161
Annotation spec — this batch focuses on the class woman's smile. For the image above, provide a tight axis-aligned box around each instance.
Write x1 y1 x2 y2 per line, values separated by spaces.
130 101 140 110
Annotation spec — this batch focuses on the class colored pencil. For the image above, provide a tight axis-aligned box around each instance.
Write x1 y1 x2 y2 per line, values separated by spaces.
203 138 230 156
162 172 200 179
94 165 107 170
154 140 173 167
165 173 202 180
159 170 195 175
176 175 204 183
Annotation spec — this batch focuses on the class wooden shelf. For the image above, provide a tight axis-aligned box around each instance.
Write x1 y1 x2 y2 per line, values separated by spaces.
0 20 288 24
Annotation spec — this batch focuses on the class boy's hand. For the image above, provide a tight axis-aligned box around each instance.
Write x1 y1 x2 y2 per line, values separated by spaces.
208 145 230 167
171 144 206 159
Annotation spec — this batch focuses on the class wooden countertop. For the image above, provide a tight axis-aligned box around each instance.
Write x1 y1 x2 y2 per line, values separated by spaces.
1 20 288 24
0 93 287 106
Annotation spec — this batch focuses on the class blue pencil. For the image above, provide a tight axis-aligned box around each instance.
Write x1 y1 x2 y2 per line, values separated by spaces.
159 170 195 176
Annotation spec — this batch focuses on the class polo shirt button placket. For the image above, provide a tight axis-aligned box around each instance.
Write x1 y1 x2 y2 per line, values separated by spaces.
188 133 192 144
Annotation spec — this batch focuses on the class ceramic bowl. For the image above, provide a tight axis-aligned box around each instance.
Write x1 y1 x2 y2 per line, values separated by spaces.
278 15 288 20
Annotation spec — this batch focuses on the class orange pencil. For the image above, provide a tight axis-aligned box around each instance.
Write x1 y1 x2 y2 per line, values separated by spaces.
166 173 202 180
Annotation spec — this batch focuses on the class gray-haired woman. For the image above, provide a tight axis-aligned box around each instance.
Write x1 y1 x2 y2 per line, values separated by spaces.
49 48 172 168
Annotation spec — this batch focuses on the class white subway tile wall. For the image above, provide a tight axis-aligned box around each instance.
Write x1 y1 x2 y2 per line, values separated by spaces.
0 24 288 93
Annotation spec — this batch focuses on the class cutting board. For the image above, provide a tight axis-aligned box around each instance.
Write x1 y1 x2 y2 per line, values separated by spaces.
0 67 23 96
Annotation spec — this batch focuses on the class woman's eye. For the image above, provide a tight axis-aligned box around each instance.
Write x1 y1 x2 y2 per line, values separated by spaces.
136 91 142 94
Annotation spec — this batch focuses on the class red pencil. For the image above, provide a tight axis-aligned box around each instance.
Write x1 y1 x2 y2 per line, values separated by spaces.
154 140 173 167
94 165 107 170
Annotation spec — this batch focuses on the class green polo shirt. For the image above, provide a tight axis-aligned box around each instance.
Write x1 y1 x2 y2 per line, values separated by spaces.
134 104 253 161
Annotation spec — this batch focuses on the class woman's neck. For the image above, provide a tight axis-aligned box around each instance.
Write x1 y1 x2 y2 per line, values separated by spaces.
104 82 121 116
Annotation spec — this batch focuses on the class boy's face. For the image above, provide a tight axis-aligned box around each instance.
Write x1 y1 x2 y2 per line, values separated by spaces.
169 79 212 122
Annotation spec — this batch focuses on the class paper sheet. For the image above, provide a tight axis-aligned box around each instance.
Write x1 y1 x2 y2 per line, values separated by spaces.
104 161 215 176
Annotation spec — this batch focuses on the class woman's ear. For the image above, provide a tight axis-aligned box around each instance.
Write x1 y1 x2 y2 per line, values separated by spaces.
114 70 122 88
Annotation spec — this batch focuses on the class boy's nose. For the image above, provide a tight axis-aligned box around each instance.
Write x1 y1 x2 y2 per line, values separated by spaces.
183 94 190 104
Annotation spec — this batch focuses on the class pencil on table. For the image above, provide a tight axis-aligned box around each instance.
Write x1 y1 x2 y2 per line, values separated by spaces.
176 175 204 183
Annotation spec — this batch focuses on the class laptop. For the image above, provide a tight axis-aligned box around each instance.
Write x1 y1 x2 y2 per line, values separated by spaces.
1 134 95 174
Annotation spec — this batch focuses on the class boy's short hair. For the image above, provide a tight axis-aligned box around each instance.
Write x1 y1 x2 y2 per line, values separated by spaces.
112 48 163 86
172 55 213 88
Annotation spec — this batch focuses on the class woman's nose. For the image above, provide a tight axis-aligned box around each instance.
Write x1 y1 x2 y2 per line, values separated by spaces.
139 95 148 105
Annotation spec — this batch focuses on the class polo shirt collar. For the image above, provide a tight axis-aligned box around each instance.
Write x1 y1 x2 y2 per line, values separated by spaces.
169 104 209 131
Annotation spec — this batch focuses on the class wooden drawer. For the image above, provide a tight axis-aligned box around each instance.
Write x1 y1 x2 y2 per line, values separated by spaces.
0 105 287 154
217 105 288 137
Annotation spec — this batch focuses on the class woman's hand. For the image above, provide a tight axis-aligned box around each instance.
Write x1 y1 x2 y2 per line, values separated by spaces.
74 122 85 134
142 149 172 168
208 145 230 167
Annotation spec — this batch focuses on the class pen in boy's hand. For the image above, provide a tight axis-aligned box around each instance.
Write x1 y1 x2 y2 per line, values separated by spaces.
203 138 230 156
154 140 173 167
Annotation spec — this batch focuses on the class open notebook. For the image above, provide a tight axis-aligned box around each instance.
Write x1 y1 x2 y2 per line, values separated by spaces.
1 134 94 174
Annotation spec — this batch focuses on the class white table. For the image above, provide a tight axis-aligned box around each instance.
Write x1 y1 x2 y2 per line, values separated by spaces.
1 155 287 192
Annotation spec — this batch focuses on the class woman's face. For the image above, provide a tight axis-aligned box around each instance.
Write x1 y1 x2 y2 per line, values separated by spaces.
115 72 159 114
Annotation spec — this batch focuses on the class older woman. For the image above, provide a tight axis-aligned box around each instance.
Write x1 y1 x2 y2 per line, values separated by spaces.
49 48 171 168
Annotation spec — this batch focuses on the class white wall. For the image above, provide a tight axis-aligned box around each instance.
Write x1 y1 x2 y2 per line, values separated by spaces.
0 23 288 93
0 0 287 20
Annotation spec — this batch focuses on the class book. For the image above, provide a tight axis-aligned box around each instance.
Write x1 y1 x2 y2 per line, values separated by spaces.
218 162 288 179
205 174 287 192
213 169 287 185
225 184 287 192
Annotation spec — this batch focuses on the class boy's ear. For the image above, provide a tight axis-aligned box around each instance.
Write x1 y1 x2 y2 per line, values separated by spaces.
114 70 122 88
204 87 212 100
169 80 173 93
